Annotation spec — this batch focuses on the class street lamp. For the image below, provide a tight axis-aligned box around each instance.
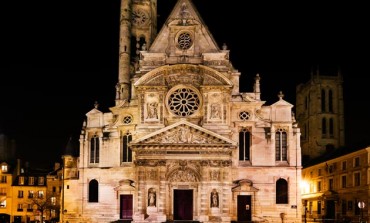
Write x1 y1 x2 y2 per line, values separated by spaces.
358 201 365 223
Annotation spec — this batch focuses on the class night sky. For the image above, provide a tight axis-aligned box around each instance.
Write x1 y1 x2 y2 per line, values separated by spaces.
1 1 369 168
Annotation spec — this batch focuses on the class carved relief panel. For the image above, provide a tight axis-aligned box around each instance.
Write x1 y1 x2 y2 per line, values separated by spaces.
144 92 160 122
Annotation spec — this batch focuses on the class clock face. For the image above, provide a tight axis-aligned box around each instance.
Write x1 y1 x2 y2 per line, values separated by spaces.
132 9 149 26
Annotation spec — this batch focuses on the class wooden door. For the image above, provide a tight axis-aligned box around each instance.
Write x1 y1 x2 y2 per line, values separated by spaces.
173 189 193 220
120 194 133 219
237 195 252 221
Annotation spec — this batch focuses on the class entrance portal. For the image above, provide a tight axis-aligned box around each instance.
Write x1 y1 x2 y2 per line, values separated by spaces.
173 189 193 220
120 194 133 219
237 195 252 221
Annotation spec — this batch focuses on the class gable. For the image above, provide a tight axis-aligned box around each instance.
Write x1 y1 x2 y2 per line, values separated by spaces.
131 120 236 147
149 0 219 54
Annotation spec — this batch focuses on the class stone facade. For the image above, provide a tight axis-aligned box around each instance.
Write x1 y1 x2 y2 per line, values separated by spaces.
62 0 302 222
296 70 345 162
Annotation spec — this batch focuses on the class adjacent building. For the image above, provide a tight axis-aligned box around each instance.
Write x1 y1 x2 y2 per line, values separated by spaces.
301 146 370 222
62 0 302 223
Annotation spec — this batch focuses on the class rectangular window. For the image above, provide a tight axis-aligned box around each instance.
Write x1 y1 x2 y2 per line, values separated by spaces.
38 191 44 199
342 161 347 170
317 181 322 192
0 188 6 196
18 190 23 198
51 197 56 205
0 176 7 183
354 157 360 167
38 177 45 185
53 186 56 193
28 190 34 198
1 165 7 172
239 129 251 161
354 172 361 186
317 201 322 215
18 176 24 185
123 134 132 162
318 168 322 176
17 203 23 211
341 175 347 188
342 200 347 215
329 178 334 190
275 131 287 161
27 204 33 212
29 177 34 185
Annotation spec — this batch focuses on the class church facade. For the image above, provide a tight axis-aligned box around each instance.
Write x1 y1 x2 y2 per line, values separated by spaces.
62 0 302 222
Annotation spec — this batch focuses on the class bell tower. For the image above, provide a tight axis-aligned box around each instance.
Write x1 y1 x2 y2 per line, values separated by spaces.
296 67 345 163
116 0 157 105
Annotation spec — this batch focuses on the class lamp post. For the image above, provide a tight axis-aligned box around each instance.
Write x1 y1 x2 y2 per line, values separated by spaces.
358 201 365 223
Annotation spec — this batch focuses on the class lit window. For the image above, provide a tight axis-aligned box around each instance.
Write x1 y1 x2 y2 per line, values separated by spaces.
28 191 34 198
18 176 24 185
38 191 44 199
38 177 45 185
29 177 34 185
1 165 8 173
0 199 6 208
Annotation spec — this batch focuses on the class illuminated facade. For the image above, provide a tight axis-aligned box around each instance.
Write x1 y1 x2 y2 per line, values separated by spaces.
0 162 13 223
62 0 302 222
301 147 370 222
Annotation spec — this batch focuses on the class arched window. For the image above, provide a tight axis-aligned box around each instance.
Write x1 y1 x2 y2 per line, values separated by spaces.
239 128 251 161
88 179 99 202
328 89 333 112
123 132 132 162
321 89 326 112
275 129 287 161
90 135 99 163
276 178 288 204
329 118 334 137
322 118 327 137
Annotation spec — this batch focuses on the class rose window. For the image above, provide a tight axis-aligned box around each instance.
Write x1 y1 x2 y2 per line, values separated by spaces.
168 88 200 116
177 32 193 50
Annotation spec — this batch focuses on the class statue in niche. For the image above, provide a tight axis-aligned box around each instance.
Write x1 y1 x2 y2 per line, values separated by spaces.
210 104 221 119
148 189 156 207
211 190 219 208
146 102 158 119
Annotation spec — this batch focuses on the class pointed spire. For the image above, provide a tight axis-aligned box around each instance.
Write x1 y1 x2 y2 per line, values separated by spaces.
64 136 77 156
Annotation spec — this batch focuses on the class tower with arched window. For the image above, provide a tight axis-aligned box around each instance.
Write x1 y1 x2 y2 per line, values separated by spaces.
296 67 345 162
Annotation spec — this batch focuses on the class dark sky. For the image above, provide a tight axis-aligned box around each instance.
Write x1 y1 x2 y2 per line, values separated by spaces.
1 1 369 167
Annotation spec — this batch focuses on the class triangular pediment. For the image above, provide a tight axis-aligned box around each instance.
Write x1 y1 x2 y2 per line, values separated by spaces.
131 120 236 147
149 0 219 53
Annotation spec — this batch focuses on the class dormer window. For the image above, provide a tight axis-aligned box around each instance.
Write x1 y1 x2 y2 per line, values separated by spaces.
38 177 45 185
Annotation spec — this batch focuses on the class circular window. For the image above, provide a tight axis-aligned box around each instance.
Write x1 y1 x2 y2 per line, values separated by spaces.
167 87 200 117
177 32 193 50
239 111 250 121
